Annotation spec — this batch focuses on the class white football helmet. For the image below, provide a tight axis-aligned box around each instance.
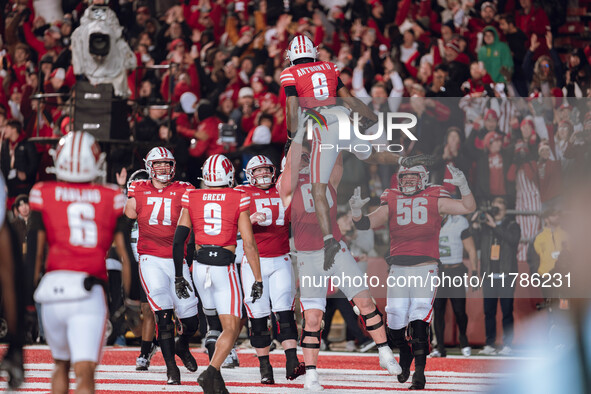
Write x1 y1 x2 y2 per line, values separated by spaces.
201 154 234 187
126 168 150 190
144 147 175 183
245 155 275 188
398 165 429 195
286 35 317 64
50 131 105 183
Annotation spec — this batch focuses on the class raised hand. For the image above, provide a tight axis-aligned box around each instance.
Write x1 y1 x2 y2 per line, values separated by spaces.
443 164 471 195
349 186 370 218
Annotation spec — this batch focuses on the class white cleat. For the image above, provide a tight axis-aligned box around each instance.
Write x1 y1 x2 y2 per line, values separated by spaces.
304 369 324 391
478 345 497 355
461 346 472 357
378 347 402 376
498 346 512 356
221 348 239 368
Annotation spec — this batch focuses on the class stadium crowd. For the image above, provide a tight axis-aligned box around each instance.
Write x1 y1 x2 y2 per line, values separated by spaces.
1 0 589 375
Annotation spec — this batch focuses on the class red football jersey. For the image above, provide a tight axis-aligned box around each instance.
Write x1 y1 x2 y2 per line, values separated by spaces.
29 181 126 282
128 180 195 258
235 184 290 258
291 173 341 252
280 61 340 108
182 188 249 247
380 186 450 259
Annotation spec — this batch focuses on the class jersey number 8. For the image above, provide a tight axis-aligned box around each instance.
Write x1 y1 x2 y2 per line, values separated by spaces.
312 72 328 100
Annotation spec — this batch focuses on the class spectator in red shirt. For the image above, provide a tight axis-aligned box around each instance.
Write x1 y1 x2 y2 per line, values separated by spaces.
515 0 550 60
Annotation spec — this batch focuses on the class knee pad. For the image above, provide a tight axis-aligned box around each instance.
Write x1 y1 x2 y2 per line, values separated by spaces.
352 302 384 332
387 327 408 348
154 309 175 340
179 315 199 337
275 310 298 342
300 316 322 349
248 317 271 348
204 309 222 346
408 320 429 345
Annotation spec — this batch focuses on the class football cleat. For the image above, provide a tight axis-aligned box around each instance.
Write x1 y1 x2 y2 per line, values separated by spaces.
409 367 426 390
166 364 181 385
221 348 239 368
260 361 274 384
286 360 306 381
378 347 402 376
175 338 198 372
303 369 324 391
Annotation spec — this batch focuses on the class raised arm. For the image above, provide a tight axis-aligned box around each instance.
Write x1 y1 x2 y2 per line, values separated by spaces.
350 187 390 230
439 164 476 215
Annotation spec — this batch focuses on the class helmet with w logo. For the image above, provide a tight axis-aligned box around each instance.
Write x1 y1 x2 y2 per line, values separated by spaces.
245 155 275 188
398 165 429 195
201 154 234 187
286 34 317 64
144 147 176 183
50 131 105 183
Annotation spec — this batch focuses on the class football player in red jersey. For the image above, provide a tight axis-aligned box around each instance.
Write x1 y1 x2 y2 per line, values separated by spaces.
350 164 476 389
124 147 199 385
125 169 160 371
278 142 402 391
0 171 25 389
174 153 263 394
28 131 133 394
281 34 429 273
235 155 305 385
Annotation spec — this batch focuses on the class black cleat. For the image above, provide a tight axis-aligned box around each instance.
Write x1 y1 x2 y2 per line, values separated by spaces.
260 362 275 384
167 364 181 385
286 361 306 381
199 366 229 394
398 349 413 383
408 368 425 390
0 346 24 389
400 154 437 169
175 338 198 372
397 368 411 384
323 238 341 271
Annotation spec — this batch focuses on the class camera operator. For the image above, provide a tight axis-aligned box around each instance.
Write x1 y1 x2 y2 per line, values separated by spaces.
471 197 521 355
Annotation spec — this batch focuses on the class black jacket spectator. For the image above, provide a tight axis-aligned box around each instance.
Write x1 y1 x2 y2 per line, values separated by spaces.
0 120 39 203
474 215 521 277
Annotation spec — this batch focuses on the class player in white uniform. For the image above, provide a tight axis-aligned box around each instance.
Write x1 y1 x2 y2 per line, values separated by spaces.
124 148 199 385
123 169 160 371
236 155 305 384
430 215 477 358
30 132 133 394
281 35 422 272
350 164 476 389
278 141 402 391
174 154 264 394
